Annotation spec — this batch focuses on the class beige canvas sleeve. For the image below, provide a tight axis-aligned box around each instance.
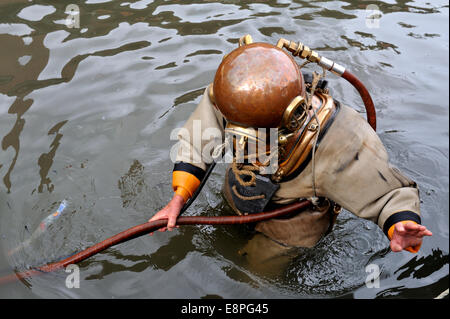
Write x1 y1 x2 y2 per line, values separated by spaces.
174 85 225 171
275 104 421 235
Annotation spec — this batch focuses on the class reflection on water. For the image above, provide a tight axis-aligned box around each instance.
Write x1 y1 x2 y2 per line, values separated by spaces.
0 0 448 298
36 120 67 193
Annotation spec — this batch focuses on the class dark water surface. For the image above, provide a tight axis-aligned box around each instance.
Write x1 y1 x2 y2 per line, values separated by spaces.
0 0 448 299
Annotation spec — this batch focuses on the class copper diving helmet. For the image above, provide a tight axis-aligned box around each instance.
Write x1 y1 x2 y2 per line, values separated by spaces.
210 38 307 131
208 36 340 182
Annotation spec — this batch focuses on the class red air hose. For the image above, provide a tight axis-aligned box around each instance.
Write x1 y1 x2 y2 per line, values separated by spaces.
342 69 377 131
276 38 377 131
0 199 311 285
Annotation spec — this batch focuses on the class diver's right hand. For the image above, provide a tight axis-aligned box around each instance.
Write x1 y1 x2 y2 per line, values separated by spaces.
148 194 185 234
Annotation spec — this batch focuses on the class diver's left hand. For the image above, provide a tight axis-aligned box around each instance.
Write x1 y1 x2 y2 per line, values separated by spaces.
390 221 432 253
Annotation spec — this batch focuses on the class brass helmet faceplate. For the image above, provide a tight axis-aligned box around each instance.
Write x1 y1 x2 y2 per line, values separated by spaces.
213 42 306 128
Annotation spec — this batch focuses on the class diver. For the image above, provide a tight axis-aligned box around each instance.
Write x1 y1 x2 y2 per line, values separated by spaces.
148 35 432 275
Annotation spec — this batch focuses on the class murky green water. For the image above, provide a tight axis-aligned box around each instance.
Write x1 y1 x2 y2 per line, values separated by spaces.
0 0 448 299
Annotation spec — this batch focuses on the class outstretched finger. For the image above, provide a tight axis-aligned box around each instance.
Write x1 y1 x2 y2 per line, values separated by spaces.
418 229 433 237
404 224 432 237
395 222 406 234
403 222 421 231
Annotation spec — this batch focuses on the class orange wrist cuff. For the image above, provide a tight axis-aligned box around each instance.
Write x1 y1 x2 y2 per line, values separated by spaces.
388 220 421 253
172 171 201 202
